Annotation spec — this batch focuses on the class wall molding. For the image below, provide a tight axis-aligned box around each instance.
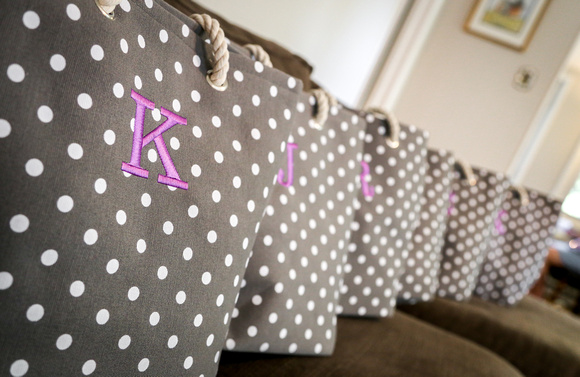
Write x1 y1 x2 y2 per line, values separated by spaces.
363 0 447 111
506 76 570 184
552 134 580 199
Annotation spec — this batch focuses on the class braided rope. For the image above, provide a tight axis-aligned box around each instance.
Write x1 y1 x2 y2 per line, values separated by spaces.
509 185 530 207
367 107 400 149
191 14 229 89
95 0 123 16
245 44 273 68
455 159 477 186
327 92 338 109
310 89 331 129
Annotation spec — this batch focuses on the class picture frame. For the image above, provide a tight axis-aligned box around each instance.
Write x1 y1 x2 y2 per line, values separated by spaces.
464 0 551 51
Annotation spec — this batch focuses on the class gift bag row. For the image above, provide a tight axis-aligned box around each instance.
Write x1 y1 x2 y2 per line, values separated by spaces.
0 1 560 376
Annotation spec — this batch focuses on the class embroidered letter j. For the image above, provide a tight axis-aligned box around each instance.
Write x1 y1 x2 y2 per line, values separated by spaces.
121 90 188 190
277 143 298 187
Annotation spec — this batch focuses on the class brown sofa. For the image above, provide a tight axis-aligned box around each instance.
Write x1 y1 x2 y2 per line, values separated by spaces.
399 296 580 377
218 312 523 377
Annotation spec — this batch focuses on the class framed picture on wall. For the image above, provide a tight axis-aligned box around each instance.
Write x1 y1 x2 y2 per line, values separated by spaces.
464 0 551 51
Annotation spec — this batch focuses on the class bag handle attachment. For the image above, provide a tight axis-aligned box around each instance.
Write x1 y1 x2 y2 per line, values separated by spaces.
244 44 273 68
366 108 400 149
310 89 337 130
454 159 477 186
509 185 530 207
191 14 230 91
95 0 123 19
92 5 230 91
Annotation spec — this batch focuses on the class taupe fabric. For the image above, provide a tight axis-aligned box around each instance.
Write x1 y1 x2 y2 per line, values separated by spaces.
218 312 524 377
0 1 301 376
165 0 316 91
339 114 428 317
400 296 580 377
226 96 366 355
438 167 510 301
399 149 454 303
475 190 561 306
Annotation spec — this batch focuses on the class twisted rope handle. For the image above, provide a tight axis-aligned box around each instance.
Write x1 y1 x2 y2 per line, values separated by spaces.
95 0 123 18
191 14 230 91
244 44 273 68
310 89 333 130
509 185 530 207
454 159 477 186
327 92 338 109
366 107 400 149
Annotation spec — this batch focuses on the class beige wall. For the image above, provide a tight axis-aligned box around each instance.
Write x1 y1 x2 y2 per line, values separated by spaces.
194 0 406 107
392 0 580 185
522 67 580 196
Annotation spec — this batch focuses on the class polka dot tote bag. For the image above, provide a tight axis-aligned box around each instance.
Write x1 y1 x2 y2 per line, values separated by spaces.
338 111 429 317
225 90 366 356
398 149 455 303
437 164 510 302
0 1 302 376
474 187 561 306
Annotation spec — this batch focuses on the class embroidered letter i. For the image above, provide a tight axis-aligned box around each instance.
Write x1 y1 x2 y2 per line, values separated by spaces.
495 210 507 235
121 90 188 190
360 161 375 198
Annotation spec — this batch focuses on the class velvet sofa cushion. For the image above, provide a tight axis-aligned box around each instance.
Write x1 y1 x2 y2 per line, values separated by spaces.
399 296 580 377
164 0 316 91
217 312 523 377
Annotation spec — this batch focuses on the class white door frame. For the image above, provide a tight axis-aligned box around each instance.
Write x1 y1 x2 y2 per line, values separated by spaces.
364 0 447 111
506 75 571 186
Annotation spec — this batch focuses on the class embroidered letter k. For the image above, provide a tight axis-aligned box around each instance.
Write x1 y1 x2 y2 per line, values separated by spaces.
121 90 188 190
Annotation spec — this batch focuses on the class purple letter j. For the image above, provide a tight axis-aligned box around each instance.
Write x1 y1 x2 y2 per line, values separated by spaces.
121 90 188 190
277 143 298 187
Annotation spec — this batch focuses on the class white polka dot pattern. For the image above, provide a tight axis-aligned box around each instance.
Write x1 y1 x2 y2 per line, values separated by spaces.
339 114 429 317
0 2 302 376
226 95 366 355
474 189 561 306
437 167 510 301
398 149 455 303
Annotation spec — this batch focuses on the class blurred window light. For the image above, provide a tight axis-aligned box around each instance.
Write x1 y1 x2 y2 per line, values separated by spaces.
562 176 580 219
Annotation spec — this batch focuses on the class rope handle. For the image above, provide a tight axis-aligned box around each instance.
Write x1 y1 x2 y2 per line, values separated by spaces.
244 44 273 68
366 107 400 149
95 0 123 19
93 3 230 91
454 159 477 186
191 14 230 91
509 185 530 207
310 89 337 130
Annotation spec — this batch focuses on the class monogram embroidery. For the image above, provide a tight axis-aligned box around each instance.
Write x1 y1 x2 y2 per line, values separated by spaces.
495 209 507 235
360 161 375 198
122 90 188 190
447 191 456 216
277 143 298 187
